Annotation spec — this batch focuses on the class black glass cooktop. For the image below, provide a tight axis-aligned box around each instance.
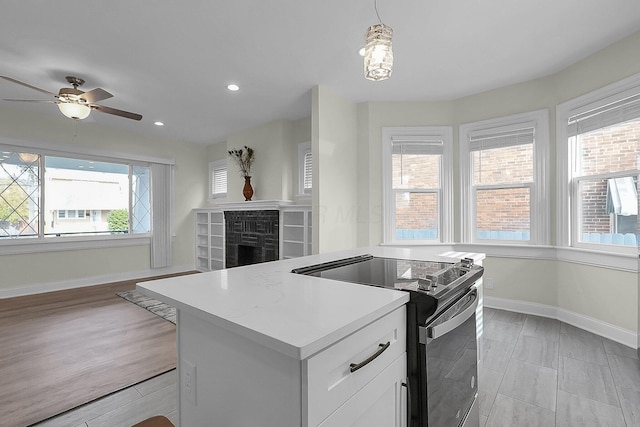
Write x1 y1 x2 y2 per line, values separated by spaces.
291 254 479 299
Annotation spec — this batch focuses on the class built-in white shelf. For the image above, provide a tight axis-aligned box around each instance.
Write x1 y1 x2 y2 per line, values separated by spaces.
281 207 312 260
194 204 311 271
195 210 225 271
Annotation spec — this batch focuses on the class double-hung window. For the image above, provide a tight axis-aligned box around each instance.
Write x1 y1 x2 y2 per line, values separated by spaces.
557 76 640 252
382 127 453 243
460 110 549 244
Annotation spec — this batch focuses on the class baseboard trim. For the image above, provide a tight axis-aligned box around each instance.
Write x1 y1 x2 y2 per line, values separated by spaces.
0 264 196 299
484 296 638 349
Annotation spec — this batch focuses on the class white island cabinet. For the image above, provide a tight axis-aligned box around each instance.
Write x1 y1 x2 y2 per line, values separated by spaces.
138 247 471 427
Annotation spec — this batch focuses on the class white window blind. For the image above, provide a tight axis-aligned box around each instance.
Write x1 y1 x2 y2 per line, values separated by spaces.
392 136 444 154
469 126 535 150
568 93 640 134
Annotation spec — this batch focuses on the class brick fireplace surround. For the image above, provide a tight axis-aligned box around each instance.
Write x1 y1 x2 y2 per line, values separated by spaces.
224 210 279 268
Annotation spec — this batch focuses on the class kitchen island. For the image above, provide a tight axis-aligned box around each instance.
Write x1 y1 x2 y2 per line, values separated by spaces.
138 246 481 427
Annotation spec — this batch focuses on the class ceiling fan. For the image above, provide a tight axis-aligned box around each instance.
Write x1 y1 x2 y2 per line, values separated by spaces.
0 75 142 121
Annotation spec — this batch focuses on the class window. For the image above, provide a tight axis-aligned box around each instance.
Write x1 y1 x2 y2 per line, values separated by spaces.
382 127 453 243
57 210 87 220
209 160 227 199
558 77 640 251
298 142 312 195
460 110 549 244
0 148 155 240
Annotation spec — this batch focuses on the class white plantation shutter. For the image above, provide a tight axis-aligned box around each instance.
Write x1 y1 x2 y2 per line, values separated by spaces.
209 160 227 197
298 142 312 195
303 151 312 191
213 167 227 194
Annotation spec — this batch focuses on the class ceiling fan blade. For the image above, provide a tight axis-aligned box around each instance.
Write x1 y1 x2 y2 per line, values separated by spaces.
0 76 58 97
2 98 57 103
91 104 142 121
81 88 113 103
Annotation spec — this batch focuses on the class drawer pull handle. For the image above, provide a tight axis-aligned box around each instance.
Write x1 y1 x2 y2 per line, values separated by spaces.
349 341 391 373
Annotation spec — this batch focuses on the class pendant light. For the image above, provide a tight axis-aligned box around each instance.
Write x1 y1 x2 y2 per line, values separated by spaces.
364 0 393 81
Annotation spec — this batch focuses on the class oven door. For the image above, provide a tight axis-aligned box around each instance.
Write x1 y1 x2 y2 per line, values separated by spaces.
419 288 478 427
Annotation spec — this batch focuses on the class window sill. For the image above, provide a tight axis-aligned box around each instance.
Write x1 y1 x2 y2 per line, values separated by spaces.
208 194 227 203
457 243 636 272
0 235 151 256
383 241 637 272
381 241 449 246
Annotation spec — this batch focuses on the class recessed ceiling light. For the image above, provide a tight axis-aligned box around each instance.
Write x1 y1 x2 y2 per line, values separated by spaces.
358 47 365 56
227 84 240 91
154 121 164 126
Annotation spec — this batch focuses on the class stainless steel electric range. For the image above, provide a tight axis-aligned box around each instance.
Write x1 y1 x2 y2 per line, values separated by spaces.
292 254 484 427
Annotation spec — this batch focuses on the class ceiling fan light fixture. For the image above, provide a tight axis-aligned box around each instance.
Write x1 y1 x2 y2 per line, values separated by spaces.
57 102 91 120
364 23 393 81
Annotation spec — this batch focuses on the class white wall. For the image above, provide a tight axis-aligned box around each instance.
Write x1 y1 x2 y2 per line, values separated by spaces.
225 119 290 202
207 116 312 205
0 106 207 295
312 86 358 253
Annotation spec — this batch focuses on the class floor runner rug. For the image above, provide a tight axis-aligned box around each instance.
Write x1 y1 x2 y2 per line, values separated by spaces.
116 290 177 324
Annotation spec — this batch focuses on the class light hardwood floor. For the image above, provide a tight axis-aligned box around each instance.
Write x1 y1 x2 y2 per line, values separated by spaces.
0 274 192 427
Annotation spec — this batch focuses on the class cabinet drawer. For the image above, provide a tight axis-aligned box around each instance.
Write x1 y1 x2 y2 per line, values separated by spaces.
318 354 407 427
304 306 406 426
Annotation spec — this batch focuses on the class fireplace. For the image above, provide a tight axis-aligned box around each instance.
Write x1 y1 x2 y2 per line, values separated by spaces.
224 210 279 268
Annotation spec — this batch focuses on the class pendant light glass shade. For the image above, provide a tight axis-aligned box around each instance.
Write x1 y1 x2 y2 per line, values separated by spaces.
364 23 393 81
57 102 91 120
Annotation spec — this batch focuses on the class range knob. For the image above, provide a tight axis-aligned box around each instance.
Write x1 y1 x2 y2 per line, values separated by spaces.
417 274 439 292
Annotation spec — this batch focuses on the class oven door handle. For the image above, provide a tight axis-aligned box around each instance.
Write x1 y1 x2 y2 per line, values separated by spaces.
425 291 478 339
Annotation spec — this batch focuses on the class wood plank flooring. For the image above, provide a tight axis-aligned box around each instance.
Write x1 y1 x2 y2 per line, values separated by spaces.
0 273 193 427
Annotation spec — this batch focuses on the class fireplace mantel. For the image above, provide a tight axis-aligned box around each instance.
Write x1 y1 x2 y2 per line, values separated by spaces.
214 200 295 211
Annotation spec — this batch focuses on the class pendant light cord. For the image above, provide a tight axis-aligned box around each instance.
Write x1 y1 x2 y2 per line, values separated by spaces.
374 0 382 23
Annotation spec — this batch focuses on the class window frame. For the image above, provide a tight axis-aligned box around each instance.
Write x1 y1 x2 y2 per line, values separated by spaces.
209 159 227 200
382 126 453 244
557 73 640 256
0 138 174 255
459 109 550 245
298 141 312 197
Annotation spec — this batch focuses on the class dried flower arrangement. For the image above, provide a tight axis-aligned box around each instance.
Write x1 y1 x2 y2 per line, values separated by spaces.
227 146 255 177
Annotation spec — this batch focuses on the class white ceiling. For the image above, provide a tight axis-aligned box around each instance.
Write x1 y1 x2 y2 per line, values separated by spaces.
1 1 639 145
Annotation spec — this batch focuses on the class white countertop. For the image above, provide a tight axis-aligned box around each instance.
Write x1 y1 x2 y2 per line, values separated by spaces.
137 246 483 360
